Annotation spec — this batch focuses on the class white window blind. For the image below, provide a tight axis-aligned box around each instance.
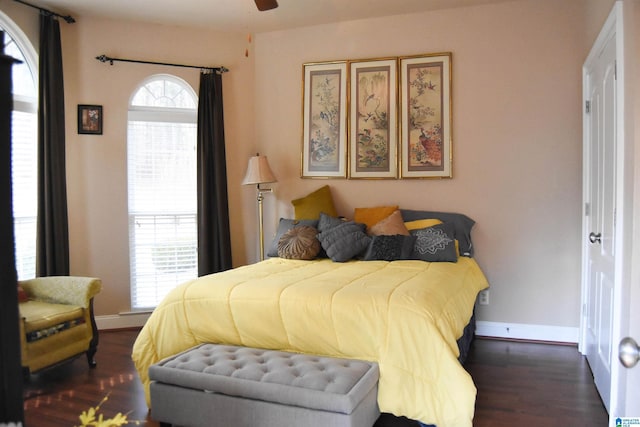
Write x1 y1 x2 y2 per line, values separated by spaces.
127 75 198 309
2 21 38 280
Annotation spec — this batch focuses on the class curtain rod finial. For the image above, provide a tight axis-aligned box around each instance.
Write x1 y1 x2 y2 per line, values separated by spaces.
96 55 114 65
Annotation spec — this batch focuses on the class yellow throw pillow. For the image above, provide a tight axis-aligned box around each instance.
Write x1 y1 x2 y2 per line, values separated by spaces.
404 218 443 231
353 205 399 229
291 185 337 220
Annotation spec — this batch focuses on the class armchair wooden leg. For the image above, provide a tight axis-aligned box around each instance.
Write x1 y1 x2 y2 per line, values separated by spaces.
86 348 98 368
86 298 99 368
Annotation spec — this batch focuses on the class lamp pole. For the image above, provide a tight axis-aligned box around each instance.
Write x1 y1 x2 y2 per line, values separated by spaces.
256 184 272 261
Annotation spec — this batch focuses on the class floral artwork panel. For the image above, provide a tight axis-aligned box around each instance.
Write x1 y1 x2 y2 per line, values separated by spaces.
309 70 341 171
302 62 347 178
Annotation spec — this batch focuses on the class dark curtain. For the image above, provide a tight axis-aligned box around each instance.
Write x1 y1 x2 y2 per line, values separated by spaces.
0 40 25 424
197 70 232 276
36 13 69 276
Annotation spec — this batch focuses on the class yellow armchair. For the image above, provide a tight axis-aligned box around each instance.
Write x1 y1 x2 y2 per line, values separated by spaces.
18 276 102 375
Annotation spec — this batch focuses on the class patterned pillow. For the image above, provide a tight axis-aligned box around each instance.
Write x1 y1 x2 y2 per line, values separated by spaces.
410 222 458 262
268 218 319 257
401 209 475 256
364 235 416 261
277 226 320 260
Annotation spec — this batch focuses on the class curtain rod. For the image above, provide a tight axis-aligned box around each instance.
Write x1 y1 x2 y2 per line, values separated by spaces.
13 0 75 23
95 54 229 74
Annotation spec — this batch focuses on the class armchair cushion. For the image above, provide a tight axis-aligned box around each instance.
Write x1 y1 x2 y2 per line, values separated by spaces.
20 300 84 336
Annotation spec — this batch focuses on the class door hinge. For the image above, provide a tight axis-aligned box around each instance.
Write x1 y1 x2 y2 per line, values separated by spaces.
585 100 591 113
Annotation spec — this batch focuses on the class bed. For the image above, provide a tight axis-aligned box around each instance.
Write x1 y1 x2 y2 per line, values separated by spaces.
132 208 489 427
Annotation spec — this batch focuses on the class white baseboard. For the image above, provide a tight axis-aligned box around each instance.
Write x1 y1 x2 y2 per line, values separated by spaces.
95 312 151 330
475 321 579 343
95 315 579 343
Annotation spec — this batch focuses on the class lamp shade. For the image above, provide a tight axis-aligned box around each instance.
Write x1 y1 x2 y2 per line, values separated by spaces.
242 155 277 185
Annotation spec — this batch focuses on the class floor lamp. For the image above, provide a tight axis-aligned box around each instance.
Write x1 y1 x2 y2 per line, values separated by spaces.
242 154 277 261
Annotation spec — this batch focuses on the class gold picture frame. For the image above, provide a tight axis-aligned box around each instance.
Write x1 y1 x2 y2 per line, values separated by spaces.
301 61 348 178
348 58 398 179
399 53 452 178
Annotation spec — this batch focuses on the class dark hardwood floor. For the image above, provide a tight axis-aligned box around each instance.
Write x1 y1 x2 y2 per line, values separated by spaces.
22 330 608 427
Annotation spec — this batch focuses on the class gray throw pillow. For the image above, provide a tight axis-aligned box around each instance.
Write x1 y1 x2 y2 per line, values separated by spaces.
317 221 371 262
317 212 345 233
401 209 475 256
410 222 458 263
364 235 416 261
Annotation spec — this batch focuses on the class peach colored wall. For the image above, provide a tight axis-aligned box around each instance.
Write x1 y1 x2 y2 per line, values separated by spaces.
1 4 257 316
0 1 38 47
3 0 618 330
58 17 256 316
252 0 607 328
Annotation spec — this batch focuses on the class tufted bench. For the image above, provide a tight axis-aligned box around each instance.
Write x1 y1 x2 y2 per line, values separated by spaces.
148 343 380 427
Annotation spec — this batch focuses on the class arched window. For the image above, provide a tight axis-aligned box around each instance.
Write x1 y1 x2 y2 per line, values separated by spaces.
127 74 198 309
1 12 38 280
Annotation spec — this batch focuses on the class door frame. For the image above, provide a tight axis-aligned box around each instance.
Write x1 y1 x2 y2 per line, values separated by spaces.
580 1 634 419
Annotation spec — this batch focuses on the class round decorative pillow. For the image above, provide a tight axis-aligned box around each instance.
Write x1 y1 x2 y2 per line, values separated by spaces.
277 225 320 260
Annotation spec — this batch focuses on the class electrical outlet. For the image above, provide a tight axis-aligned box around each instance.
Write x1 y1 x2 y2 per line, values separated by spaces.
478 290 490 305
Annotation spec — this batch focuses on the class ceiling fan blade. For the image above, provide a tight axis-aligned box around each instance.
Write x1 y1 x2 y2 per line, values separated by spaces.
255 0 278 11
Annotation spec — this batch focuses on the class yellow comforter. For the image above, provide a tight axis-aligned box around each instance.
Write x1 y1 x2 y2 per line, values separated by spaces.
132 257 488 427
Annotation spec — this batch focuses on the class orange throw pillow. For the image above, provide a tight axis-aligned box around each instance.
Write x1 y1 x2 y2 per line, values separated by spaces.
353 205 399 229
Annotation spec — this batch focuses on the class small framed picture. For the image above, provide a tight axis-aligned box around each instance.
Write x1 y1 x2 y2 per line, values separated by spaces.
77 104 103 135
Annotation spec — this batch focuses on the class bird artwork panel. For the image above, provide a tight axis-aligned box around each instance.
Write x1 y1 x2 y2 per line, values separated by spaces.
400 53 452 178
349 58 398 179
407 63 443 169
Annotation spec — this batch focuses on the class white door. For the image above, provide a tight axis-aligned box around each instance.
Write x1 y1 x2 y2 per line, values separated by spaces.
582 2 640 422
614 0 640 418
582 6 618 414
